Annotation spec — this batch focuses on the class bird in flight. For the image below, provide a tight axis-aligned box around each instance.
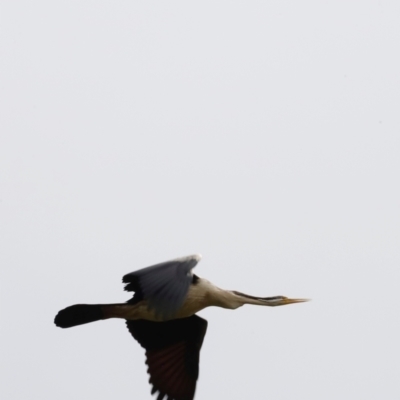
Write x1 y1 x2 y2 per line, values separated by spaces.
55 254 308 400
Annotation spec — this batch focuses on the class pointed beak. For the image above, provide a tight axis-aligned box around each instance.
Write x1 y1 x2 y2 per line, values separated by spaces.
280 297 310 306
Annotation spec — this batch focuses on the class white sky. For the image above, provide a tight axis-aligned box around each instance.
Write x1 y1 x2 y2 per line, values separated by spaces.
1 1 400 399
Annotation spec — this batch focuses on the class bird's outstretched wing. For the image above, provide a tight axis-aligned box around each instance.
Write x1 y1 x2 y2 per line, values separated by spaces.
126 315 208 400
122 254 201 319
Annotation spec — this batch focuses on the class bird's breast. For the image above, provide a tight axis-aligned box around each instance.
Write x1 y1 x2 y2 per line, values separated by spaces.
174 279 212 318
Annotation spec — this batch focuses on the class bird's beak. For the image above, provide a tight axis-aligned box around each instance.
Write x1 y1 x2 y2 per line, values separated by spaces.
279 297 310 306
265 297 310 306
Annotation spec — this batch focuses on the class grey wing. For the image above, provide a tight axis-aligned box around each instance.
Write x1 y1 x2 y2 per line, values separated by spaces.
122 254 201 319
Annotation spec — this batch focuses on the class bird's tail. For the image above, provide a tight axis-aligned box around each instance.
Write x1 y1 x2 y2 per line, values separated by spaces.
54 304 106 328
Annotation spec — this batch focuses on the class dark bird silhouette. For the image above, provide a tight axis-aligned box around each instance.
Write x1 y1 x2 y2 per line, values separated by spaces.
55 254 307 400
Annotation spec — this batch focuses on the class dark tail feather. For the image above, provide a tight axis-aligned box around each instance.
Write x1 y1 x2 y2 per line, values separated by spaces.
54 304 105 328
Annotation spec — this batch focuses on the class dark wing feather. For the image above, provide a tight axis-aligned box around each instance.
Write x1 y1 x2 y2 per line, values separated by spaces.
123 255 201 318
126 315 208 400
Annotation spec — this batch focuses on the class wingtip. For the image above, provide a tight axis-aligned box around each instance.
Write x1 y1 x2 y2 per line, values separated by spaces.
178 253 202 263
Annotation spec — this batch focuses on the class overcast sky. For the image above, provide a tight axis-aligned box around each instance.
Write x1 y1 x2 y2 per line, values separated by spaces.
1 1 400 399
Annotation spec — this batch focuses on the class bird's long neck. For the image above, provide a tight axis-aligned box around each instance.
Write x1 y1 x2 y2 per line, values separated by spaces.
207 284 282 310
189 278 306 311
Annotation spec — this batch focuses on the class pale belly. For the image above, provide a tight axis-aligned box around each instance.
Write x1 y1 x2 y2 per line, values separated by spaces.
106 279 214 322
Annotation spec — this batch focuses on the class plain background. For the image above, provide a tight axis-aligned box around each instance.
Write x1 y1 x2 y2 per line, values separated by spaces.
1 1 400 399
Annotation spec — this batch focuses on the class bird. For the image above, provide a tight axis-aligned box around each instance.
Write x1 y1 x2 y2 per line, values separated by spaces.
54 254 308 400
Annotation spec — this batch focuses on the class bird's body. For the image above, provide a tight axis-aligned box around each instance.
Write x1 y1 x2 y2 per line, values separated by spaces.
55 254 307 400
102 277 215 321
102 277 248 322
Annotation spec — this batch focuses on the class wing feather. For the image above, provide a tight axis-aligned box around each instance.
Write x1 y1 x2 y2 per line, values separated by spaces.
126 315 208 400
123 255 201 318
